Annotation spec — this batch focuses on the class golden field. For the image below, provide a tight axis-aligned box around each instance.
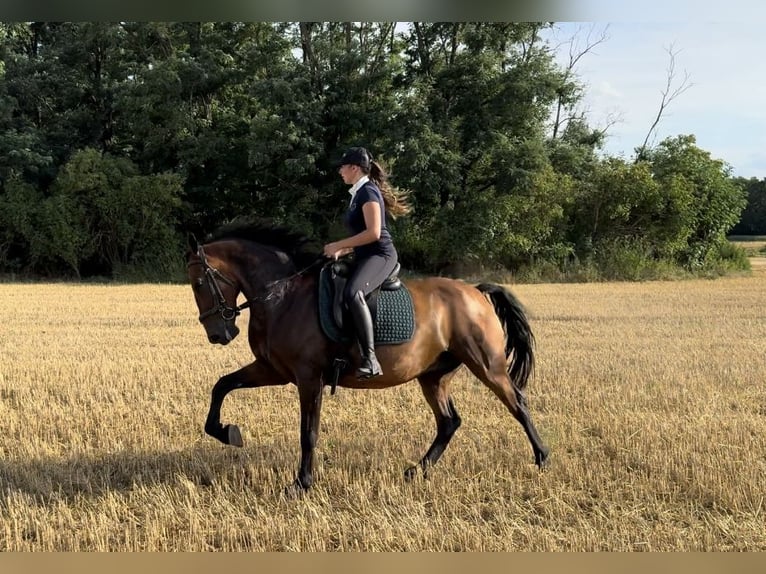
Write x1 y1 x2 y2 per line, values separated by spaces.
1 267 765 551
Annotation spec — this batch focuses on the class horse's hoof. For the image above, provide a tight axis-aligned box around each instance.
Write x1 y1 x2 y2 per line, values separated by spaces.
405 464 430 481
536 448 550 470
283 479 308 499
226 424 244 447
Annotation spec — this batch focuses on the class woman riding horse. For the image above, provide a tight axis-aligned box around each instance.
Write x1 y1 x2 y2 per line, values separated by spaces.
323 146 410 380
186 219 548 494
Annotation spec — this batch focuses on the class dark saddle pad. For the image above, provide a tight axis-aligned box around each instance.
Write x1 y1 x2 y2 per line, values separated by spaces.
318 261 415 345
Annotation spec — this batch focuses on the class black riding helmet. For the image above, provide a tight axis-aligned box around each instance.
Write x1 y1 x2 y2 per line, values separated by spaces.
337 147 371 170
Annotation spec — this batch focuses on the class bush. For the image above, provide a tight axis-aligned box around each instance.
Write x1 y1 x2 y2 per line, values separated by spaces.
699 241 751 276
590 239 684 281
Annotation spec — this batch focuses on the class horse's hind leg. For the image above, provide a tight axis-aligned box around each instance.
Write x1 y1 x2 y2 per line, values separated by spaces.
484 367 548 468
405 369 462 481
458 343 549 468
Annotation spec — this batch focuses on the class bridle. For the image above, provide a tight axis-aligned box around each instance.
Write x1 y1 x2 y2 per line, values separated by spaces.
187 245 250 323
188 242 328 324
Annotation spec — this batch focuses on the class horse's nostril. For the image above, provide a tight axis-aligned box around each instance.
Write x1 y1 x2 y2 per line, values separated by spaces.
209 334 221 344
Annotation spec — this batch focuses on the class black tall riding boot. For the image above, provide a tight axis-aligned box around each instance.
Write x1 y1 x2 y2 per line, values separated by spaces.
348 290 382 379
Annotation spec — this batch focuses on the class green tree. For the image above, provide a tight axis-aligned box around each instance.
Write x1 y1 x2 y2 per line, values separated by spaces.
32 194 92 278
48 148 183 277
730 177 766 235
0 175 39 271
568 157 695 259
0 23 129 181
646 135 747 267
0 23 57 187
0 22 754 280
392 22 572 271
243 22 407 239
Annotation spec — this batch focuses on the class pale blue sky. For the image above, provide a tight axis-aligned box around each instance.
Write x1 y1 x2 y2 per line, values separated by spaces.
545 22 766 179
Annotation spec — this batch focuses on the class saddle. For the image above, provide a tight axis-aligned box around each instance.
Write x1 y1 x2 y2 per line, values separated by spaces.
329 259 402 331
318 260 414 395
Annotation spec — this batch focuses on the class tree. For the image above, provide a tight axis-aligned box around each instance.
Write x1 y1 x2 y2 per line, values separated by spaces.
0 175 39 271
567 156 696 261
0 23 57 187
730 177 766 235
243 22 407 238
549 23 613 141
48 148 183 276
0 22 753 279
635 45 693 161
393 22 573 271
646 135 746 267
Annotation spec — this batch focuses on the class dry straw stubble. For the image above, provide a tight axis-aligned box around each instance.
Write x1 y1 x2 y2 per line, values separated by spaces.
0 271 765 550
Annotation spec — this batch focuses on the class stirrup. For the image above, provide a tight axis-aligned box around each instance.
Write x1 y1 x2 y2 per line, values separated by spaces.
356 356 382 379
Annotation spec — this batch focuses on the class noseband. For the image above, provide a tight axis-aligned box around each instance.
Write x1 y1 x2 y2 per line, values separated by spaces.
187 245 250 323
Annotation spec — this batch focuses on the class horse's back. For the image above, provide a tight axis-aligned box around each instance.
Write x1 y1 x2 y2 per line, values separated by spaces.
406 276 497 323
408 275 508 346
403 276 501 346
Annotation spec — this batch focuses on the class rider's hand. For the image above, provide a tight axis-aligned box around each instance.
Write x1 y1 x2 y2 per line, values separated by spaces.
323 242 343 260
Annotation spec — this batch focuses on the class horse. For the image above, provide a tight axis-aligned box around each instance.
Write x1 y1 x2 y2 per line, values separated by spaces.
185 220 549 494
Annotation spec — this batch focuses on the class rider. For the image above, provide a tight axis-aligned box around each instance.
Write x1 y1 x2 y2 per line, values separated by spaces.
323 146 410 379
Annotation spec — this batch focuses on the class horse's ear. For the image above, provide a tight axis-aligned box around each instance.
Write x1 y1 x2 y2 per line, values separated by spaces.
187 233 199 253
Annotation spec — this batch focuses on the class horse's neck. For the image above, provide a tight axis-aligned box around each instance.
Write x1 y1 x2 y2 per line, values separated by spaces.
242 269 316 339
238 251 310 308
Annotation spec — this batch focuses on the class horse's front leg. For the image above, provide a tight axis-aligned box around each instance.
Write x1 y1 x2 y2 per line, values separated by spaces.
285 378 324 496
205 360 287 446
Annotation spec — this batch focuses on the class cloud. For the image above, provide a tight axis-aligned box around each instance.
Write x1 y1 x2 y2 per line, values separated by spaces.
594 80 623 99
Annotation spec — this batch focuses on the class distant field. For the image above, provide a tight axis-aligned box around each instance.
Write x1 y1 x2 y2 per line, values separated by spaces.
1 275 765 550
729 235 766 256
728 235 766 242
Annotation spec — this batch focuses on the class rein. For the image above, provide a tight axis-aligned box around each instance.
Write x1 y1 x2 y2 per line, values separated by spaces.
261 256 327 300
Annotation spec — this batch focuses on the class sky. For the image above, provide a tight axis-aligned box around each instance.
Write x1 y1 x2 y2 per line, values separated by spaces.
544 22 766 179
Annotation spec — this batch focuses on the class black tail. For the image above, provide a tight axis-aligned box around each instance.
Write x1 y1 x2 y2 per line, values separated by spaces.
475 283 535 390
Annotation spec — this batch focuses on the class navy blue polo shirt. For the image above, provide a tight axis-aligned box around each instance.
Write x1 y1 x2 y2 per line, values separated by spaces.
345 181 395 259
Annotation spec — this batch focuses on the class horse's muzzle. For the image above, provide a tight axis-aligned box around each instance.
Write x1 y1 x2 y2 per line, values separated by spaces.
208 324 240 345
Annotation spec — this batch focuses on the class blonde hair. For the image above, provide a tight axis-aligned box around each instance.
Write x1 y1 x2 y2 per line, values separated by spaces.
367 160 411 219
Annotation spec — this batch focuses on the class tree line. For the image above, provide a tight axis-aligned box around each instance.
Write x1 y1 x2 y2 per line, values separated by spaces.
0 22 758 281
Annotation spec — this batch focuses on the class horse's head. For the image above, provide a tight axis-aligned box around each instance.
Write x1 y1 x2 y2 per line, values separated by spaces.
185 235 242 345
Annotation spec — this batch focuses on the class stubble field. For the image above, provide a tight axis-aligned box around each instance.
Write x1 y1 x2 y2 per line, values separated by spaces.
1 266 765 551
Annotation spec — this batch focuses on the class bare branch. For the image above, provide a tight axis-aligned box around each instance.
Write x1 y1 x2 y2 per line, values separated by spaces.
566 23 610 72
552 23 610 139
637 44 694 160
591 110 625 147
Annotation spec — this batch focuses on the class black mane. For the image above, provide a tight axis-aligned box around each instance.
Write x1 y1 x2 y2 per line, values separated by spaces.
207 218 322 269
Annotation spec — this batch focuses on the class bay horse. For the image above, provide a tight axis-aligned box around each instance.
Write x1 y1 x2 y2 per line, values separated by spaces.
185 220 548 494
